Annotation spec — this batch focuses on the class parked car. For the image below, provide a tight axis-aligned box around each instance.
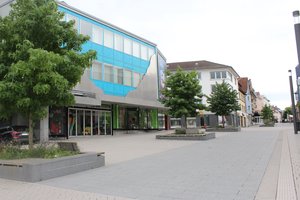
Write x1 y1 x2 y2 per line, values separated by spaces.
11 125 30 143
0 126 21 143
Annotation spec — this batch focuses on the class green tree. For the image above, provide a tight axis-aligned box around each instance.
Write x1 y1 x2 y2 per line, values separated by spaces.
261 105 274 124
283 107 292 121
207 81 240 128
0 0 96 148
160 67 204 128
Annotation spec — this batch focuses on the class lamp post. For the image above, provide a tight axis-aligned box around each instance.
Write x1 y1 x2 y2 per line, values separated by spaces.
289 70 298 134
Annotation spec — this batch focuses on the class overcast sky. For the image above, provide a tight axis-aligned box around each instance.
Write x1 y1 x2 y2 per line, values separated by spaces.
63 0 300 110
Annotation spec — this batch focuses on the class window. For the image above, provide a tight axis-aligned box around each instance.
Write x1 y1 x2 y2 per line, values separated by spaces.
124 70 132 86
114 34 123 51
148 48 154 60
80 20 92 38
133 72 140 87
211 85 216 93
92 62 102 80
228 72 233 81
104 65 113 82
197 72 201 80
92 26 103 45
66 14 78 30
114 68 123 84
216 72 221 79
221 71 226 78
124 38 132 55
141 45 148 60
210 72 215 79
132 41 140 58
104 30 113 48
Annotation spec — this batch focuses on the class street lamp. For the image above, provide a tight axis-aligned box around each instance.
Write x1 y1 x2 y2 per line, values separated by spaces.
289 70 298 134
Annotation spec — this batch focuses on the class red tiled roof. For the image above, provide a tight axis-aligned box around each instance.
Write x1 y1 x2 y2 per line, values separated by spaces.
238 77 248 94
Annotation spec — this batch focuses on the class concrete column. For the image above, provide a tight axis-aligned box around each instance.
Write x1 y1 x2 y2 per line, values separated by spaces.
39 111 49 143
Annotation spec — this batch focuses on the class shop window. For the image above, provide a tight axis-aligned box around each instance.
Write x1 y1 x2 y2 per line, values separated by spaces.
114 34 123 51
76 110 84 136
80 20 92 38
118 107 126 129
83 110 91 135
124 38 132 55
92 25 103 45
49 107 66 137
68 109 76 136
104 30 113 48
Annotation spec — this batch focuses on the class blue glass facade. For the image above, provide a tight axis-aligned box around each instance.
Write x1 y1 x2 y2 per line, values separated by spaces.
58 6 157 97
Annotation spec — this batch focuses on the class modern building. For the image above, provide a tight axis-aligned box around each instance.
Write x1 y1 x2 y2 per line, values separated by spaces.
0 1 167 140
167 60 240 128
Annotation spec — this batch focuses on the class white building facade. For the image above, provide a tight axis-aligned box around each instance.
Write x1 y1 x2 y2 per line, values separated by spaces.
167 60 240 128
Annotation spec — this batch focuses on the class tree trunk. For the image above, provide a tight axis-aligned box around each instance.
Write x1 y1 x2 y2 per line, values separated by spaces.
181 116 187 129
222 116 225 128
28 112 34 149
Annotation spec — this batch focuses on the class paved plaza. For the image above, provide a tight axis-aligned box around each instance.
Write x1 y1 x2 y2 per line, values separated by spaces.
0 124 299 200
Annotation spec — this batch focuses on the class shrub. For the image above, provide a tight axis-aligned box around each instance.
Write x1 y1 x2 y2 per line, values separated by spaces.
175 128 186 134
0 143 79 160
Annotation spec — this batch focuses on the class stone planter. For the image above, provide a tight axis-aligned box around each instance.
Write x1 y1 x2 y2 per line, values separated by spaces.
0 152 105 182
156 132 215 140
206 127 241 132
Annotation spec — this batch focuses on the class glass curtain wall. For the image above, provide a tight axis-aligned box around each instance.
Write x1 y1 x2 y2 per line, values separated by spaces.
68 108 112 137
113 106 159 130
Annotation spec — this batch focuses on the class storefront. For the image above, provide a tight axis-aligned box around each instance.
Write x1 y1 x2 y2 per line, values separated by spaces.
68 108 112 136
49 106 112 138
112 105 164 130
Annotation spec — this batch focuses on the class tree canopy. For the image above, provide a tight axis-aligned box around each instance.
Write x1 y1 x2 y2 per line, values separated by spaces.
0 0 96 147
160 67 204 127
283 107 292 120
261 105 273 123
206 81 240 127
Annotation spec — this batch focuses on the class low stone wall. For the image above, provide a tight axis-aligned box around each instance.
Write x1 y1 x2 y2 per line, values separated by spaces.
156 132 215 140
0 152 105 182
206 127 241 132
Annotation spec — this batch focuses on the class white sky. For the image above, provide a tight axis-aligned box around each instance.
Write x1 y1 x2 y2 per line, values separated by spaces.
63 0 300 110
